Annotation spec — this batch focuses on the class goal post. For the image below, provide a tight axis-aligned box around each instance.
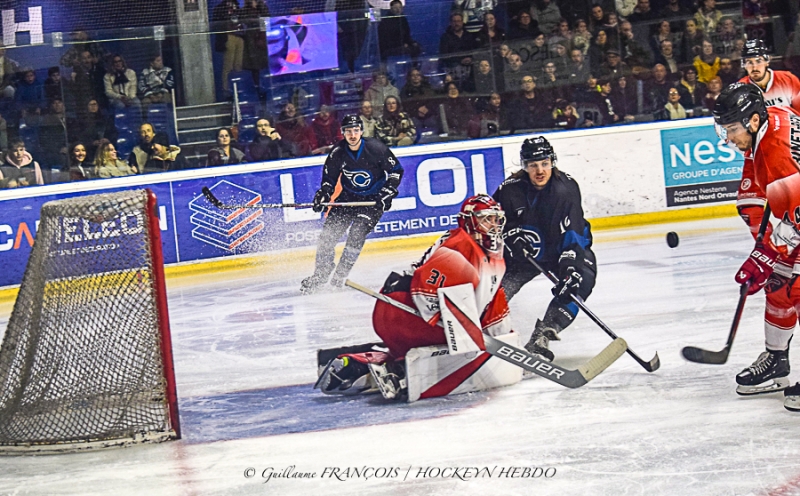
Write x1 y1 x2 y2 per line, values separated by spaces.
0 189 180 453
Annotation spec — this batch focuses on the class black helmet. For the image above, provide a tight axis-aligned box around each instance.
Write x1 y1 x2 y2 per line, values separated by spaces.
341 114 363 132
741 39 770 61
520 136 557 166
712 82 767 129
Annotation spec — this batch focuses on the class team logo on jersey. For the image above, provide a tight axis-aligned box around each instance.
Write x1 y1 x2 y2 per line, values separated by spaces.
741 178 751 190
342 169 373 188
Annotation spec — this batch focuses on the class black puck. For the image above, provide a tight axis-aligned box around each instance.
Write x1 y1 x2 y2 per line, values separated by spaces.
666 231 679 248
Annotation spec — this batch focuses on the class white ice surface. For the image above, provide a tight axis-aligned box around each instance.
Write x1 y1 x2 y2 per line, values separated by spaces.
3 215 800 496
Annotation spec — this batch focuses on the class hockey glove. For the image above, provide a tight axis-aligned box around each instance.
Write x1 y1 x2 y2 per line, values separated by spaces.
503 227 539 261
312 185 333 213
764 273 788 294
379 185 398 211
553 266 583 303
735 244 778 295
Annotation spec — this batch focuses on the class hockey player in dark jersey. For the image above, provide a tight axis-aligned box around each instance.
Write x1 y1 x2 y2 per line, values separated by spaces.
492 136 596 361
301 114 404 294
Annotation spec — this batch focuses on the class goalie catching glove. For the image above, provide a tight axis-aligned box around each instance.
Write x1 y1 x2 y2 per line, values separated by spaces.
736 243 779 295
312 184 334 213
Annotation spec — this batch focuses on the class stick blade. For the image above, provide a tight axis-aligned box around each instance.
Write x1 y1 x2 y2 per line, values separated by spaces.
576 338 628 383
201 186 223 208
681 345 729 365
643 353 661 372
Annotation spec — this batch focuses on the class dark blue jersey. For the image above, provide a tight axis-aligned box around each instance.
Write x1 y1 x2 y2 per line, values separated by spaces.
320 137 403 199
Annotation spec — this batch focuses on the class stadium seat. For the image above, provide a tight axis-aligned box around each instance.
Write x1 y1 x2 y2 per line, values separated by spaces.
237 117 257 144
386 56 412 88
18 122 39 152
114 107 142 132
115 128 136 159
147 104 178 145
228 71 258 102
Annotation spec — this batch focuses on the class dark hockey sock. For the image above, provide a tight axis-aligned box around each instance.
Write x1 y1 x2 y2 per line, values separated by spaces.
543 300 578 332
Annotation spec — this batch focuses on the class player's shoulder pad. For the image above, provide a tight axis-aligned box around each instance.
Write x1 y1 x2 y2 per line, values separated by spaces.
328 144 343 159
363 136 390 154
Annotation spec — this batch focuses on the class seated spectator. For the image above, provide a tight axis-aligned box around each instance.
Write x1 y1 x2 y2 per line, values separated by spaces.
587 30 610 75
531 0 561 35
128 123 156 173
472 58 497 94
454 0 497 34
654 40 681 78
0 43 20 100
69 49 107 118
676 66 706 111
527 33 549 75
588 5 605 33
60 31 107 73
207 127 246 166
600 13 619 45
15 68 45 117
73 99 115 157
618 21 653 71
694 40 720 84
660 0 691 18
68 142 94 181
538 61 566 101
680 19 705 65
468 92 507 137
0 139 44 187
551 99 578 129
644 64 673 112
37 98 69 170
378 0 422 61
548 41 570 75
694 0 722 35
593 77 619 125
440 83 474 136
610 75 637 120
508 75 552 132
275 103 312 157
508 10 540 41
93 139 135 178
663 87 687 120
401 69 439 130
139 54 174 107
246 118 292 162
598 49 631 79
44 67 63 103
567 48 592 90
439 11 480 70
306 105 342 155
702 76 722 111
571 19 591 54
476 12 506 47
364 71 399 119
716 57 739 86
627 0 657 24
359 100 378 138
375 96 416 146
142 132 186 173
729 38 745 61
503 52 527 94
104 54 140 111
650 21 677 60
716 17 740 57
572 75 599 105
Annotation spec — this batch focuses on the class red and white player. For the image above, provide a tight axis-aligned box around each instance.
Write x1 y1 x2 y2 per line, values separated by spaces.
316 195 518 400
714 82 800 410
738 39 800 110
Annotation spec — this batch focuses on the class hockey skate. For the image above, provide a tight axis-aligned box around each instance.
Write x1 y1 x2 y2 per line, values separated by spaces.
735 349 790 396
784 383 800 411
524 319 561 363
368 361 407 400
300 274 328 295
317 357 377 395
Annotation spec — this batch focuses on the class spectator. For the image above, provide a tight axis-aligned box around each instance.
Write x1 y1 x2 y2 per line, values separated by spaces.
538 61 565 101
0 43 19 100
549 41 570 75
729 38 745 61
336 0 370 73
531 0 561 35
440 11 480 71
378 0 422 60
610 75 637 120
139 54 175 107
441 82 474 135
476 11 506 48
104 54 140 111
207 127 246 166
0 139 44 187
663 87 686 119
785 13 800 79
627 0 657 23
676 66 706 111
660 0 691 18
454 0 498 34
128 122 156 173
508 10 540 41
694 0 722 35
655 40 681 78
616 0 637 18
69 50 106 118
680 19 705 65
93 139 135 178
587 30 610 75
588 5 604 33
14 68 45 117
572 19 592 55
468 92 507 137
503 52 527 94
68 142 94 181
241 0 270 80
572 75 599 105
508 75 552 132
550 19 572 47
359 100 378 138
307 105 342 155
645 64 673 112
44 67 63 103
598 49 631 79
650 21 677 59
694 39 720 83
593 77 619 124
275 103 312 157
213 0 245 92
401 69 439 130
527 33 550 75
143 132 186 173
71 99 115 153
601 13 620 45
618 21 653 70
567 48 592 90
702 76 722 111
246 118 292 162
716 17 739 56
551 98 578 129
716 57 739 86
375 95 416 146
472 58 497 94
59 31 106 73
37 98 69 170
364 71 399 119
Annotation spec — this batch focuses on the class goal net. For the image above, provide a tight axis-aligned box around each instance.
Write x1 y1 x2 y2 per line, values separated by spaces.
0 189 180 454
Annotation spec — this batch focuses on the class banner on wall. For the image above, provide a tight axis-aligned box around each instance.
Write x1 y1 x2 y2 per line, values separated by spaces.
0 146 506 288
660 125 744 207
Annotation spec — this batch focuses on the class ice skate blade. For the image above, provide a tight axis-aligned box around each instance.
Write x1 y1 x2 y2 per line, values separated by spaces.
736 377 790 396
784 395 800 411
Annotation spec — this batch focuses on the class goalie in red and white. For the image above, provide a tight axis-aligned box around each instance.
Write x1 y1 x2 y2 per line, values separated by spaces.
315 194 522 401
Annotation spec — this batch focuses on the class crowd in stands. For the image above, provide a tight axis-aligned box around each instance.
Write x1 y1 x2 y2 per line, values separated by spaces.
0 0 796 189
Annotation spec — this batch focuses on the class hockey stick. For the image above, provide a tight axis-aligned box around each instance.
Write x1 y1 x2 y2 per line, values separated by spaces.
201 187 376 209
344 279 627 388
681 203 772 364
524 254 660 373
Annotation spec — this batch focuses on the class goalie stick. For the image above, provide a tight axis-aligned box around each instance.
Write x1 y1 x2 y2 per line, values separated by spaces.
201 187 376 210
344 279 627 388
524 254 660 373
681 203 772 364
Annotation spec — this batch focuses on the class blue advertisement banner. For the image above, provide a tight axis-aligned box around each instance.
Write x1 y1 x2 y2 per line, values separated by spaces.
660 125 744 206
0 146 506 287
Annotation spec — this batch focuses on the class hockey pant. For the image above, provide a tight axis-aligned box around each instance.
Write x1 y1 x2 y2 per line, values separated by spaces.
502 249 597 331
310 204 383 282
372 290 451 359
764 280 799 351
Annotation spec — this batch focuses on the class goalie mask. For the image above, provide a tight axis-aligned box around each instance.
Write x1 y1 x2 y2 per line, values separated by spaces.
458 195 506 254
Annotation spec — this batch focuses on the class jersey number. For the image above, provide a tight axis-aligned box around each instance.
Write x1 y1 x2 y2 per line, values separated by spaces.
426 269 446 287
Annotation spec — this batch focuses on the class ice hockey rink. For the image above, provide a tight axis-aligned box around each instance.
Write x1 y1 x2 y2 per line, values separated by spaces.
3 214 800 496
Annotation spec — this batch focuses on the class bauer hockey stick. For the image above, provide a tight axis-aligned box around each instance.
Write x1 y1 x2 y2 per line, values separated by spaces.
344 279 627 388
524 254 660 373
681 203 772 364
201 187 376 210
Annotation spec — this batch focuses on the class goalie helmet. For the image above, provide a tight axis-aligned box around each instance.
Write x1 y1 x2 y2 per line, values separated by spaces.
341 114 363 132
741 39 770 61
458 195 506 254
520 136 557 166
712 82 767 132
